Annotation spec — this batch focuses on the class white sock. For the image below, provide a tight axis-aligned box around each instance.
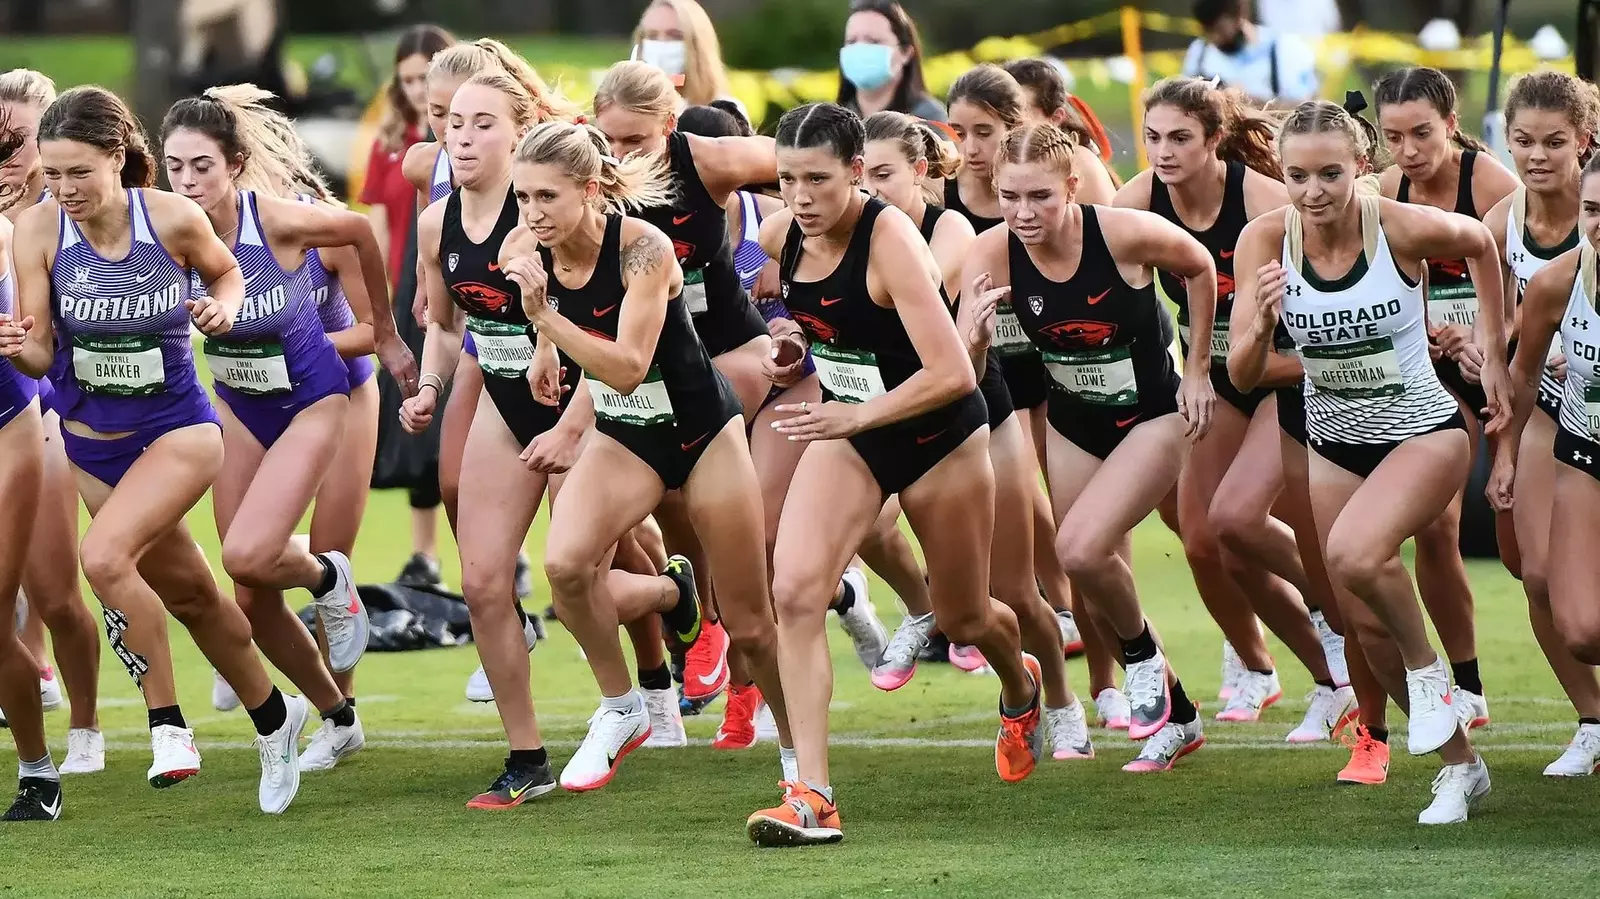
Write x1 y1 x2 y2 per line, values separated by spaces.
19 754 58 782
601 690 641 712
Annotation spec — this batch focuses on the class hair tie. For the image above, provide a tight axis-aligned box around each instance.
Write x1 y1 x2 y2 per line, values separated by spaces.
1343 91 1369 116
601 154 621 165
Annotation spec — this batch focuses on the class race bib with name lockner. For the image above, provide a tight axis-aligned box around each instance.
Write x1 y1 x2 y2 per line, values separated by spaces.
810 343 887 404
683 268 709 316
467 316 536 379
590 366 676 426
204 339 291 395
1042 345 1138 406
72 334 166 397
992 304 1035 357
1300 336 1405 400
1426 282 1478 330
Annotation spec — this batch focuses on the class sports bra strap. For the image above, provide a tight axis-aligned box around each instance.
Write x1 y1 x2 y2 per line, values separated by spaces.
1583 241 1598 308
1510 186 1528 234
1285 196 1379 272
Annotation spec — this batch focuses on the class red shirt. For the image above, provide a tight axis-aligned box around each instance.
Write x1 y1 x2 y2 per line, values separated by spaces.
361 124 423 286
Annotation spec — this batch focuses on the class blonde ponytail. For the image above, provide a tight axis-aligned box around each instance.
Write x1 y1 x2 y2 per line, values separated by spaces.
516 121 675 213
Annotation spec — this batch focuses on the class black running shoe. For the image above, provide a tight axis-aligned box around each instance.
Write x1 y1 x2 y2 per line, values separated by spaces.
465 759 556 810
918 631 952 664
3 777 61 821
395 553 444 590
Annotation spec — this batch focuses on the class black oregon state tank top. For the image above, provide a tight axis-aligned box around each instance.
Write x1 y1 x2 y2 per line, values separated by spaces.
944 178 1002 233
1399 149 1479 327
1149 160 1250 328
637 130 743 319
440 187 526 326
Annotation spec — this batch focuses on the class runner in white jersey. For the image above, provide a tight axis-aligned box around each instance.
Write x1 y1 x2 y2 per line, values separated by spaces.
1480 71 1600 777
1230 100 1509 825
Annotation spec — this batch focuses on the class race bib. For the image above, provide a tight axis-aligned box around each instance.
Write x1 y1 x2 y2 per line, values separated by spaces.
811 343 887 404
1585 383 1600 440
1179 320 1231 362
683 267 709 317
204 339 291 395
1426 282 1479 329
993 305 1034 357
72 334 165 397
1042 345 1137 406
467 316 535 379
1300 336 1404 399
590 366 676 426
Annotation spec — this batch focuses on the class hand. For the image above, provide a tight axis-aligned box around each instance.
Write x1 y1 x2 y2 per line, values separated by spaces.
502 254 551 318
1429 323 1474 359
528 360 572 407
1178 373 1215 442
1479 358 1513 436
376 334 419 398
1485 453 1516 512
762 332 807 388
1457 342 1485 384
753 259 782 300
1253 261 1285 335
186 295 233 336
0 313 33 358
769 399 864 441
399 385 437 434
521 425 583 473
965 272 1008 353
1551 352 1568 383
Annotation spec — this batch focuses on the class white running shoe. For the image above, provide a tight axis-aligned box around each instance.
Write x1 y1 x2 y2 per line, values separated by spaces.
833 568 887 670
212 670 241 712
1310 610 1350 687
60 728 105 775
755 702 780 742
1125 650 1172 740
1094 687 1132 730
560 695 650 792
1056 610 1083 654
1543 723 1600 777
1122 717 1205 772
1046 700 1094 760
38 672 62 712
298 714 365 772
1405 657 1459 755
312 551 368 674
1417 755 1490 825
1215 669 1282 723
147 725 201 788
1452 686 1490 730
642 688 687 748
1286 685 1357 744
1219 640 1245 700
464 616 541 703
871 612 936 692
255 694 309 814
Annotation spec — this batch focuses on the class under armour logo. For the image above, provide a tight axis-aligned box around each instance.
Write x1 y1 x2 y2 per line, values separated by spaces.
1285 285 1303 297
1511 251 1526 264
1575 450 1594 465
1573 317 1590 331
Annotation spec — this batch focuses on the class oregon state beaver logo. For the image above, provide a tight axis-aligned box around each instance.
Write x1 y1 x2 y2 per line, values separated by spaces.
1432 259 1469 279
672 239 695 262
1040 320 1117 348
1216 270 1236 302
451 282 514 315
792 310 838 343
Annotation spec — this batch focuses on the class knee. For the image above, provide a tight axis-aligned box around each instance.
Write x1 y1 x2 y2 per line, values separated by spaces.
1057 532 1117 583
1565 624 1600 667
1207 497 1257 553
460 557 515 608
79 536 135 597
720 598 776 649
1323 540 1388 600
938 603 990 647
770 567 829 626
1179 519 1224 568
1412 517 1457 555
541 550 596 605
219 534 278 590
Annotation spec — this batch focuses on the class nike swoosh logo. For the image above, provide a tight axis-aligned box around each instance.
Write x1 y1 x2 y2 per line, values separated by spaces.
1115 415 1140 428
681 433 709 451
40 797 60 817
1087 290 1110 305
738 268 762 281
346 589 361 616
915 430 947 445
1441 691 1453 705
672 214 693 225
487 262 500 272
697 653 728 686
508 781 534 799
820 297 844 306
594 304 618 317
1219 250 1234 259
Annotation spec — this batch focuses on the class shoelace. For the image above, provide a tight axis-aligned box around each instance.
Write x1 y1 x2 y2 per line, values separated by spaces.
1564 728 1600 757
1047 706 1085 747
1227 672 1274 710
999 713 1032 751
881 617 931 667
1125 656 1165 708
254 732 287 785
152 728 192 759
1139 723 1184 760
488 759 540 792
585 706 639 755
686 624 723 671
1429 763 1468 797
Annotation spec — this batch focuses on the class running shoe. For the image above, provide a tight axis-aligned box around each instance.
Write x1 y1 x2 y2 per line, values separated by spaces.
642 687 687 748
299 714 365 772
1056 610 1085 657
59 729 104 775
833 567 887 670
312 551 368 674
1543 723 1600 777
395 552 444 590
466 757 557 809
918 631 952 663
1122 717 1205 772
682 620 730 704
995 654 1044 783
1452 686 1490 730
1405 657 1459 755
38 669 61 712
1215 669 1282 723
714 684 763 750
756 702 780 742
1219 640 1244 701
747 781 843 847
949 643 988 673
1125 650 1172 740
465 615 541 703
147 725 201 788
1046 699 1094 760
2 777 61 821
1336 726 1390 785
871 612 936 692
212 670 240 712
1094 687 1132 730
661 555 703 651
1417 755 1490 825
560 696 650 792
514 551 533 600
1286 685 1357 744
1310 610 1350 686
254 693 309 814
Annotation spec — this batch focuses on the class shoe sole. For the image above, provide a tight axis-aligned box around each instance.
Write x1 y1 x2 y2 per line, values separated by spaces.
1336 767 1389 785
747 815 843 847
1098 718 1130 730
1286 707 1359 744
1051 747 1095 761
870 668 916 692
466 780 558 809
1215 690 1283 723
1063 641 1085 658
149 768 199 788
1122 735 1205 772
561 729 650 792
1128 692 1173 742
1466 716 1490 729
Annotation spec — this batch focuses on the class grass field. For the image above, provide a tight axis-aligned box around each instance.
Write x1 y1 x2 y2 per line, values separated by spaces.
4 463 1600 897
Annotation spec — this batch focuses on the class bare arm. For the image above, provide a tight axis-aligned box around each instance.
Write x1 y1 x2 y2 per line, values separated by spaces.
164 194 244 319
1111 168 1156 211
692 133 779 203
929 211 976 304
1385 201 1508 365
367 204 391 274
957 224 1010 374
320 244 376 358
6 205 55 376
415 201 465 388
1227 211 1302 391
1099 205 1217 379
261 196 396 346
1498 249 1576 469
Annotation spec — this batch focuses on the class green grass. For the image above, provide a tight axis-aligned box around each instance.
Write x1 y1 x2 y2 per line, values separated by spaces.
3 456 1598 897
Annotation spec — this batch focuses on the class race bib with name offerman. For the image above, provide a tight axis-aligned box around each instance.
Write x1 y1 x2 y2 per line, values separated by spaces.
1300 336 1404 399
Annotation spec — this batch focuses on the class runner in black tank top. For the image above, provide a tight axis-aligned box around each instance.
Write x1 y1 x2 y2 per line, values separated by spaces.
921 203 1014 429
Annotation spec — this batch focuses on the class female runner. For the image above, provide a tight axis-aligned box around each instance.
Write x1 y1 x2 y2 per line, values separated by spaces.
1 86 309 813
1376 66 1519 730
1482 72 1600 776
745 103 1042 847
1231 99 1508 824
965 123 1214 772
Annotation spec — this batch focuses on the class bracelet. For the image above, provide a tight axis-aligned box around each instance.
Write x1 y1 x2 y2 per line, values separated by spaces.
419 373 446 395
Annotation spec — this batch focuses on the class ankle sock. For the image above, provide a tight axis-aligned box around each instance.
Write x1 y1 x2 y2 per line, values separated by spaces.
1120 624 1158 667
1451 659 1483 695
148 705 186 730
638 664 672 691
246 687 288 737
1169 679 1197 725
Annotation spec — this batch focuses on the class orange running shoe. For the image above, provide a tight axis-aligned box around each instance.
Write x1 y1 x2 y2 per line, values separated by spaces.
683 620 730 703
1336 726 1390 785
714 683 762 749
995 653 1045 783
747 781 843 847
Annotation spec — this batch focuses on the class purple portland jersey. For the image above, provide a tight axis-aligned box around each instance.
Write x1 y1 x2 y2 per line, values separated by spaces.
0 268 39 426
50 188 207 433
298 196 376 388
430 147 453 204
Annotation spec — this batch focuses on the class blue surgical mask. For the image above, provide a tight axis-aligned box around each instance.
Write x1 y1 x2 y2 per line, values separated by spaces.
839 43 896 92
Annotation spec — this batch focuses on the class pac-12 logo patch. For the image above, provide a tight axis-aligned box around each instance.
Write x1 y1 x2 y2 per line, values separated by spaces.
1028 295 1044 316
447 253 459 273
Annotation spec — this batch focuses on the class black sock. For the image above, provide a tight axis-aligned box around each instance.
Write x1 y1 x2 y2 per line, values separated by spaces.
514 603 530 627
246 687 288 736
833 578 857 614
148 705 186 730
1169 679 1197 725
1120 624 1158 667
1581 716 1600 727
1451 659 1483 695
322 699 356 728
509 747 549 770
346 697 356 708
1314 678 1336 690
638 663 672 691
313 555 337 596
1247 667 1273 676
1368 726 1389 744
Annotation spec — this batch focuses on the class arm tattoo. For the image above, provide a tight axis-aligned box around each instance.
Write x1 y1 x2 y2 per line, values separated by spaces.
622 233 667 279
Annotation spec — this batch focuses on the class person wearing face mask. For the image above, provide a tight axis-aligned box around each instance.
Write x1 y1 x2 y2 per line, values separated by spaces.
632 0 732 109
1182 0 1318 106
836 0 945 123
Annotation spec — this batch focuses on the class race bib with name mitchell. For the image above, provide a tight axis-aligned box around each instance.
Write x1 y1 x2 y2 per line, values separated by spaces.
590 366 676 426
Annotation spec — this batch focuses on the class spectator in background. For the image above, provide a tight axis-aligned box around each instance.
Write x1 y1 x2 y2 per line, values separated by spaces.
837 0 946 122
1182 0 1319 106
1255 0 1341 38
179 0 292 110
633 1 732 108
361 24 455 286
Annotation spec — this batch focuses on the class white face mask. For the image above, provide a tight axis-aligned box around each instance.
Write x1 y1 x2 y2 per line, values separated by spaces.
639 39 687 77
